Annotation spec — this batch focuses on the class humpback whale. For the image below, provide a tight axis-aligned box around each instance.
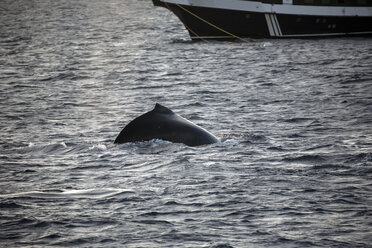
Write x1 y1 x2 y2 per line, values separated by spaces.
114 104 218 146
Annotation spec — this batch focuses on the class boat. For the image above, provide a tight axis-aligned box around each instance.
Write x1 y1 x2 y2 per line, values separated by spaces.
152 0 372 40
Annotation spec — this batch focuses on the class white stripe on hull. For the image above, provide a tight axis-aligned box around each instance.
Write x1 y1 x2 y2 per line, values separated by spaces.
265 14 275 36
265 14 282 37
162 0 372 17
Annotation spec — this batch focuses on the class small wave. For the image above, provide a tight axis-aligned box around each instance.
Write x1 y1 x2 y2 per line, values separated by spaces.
0 191 64 200
2 217 50 230
1 35 32 44
115 139 176 154
117 139 173 148
219 132 267 144
134 219 174 226
287 133 306 138
344 152 372 165
14 142 98 156
0 201 24 209
267 146 286 151
40 233 62 240
0 188 125 200
305 143 333 151
148 139 173 146
52 237 91 246
311 163 345 170
283 154 326 163
169 38 196 44
164 200 181 206
210 244 235 248
60 188 124 199
38 72 85 82
24 142 69 154
281 117 312 123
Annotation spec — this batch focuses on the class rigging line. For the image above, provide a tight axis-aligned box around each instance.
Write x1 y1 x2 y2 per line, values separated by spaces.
164 2 210 42
174 3 254 43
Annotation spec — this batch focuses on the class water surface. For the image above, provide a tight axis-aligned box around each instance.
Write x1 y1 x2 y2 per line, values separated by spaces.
1 0 371 247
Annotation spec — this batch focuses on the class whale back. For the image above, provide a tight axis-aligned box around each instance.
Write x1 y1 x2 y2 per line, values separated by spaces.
114 104 218 146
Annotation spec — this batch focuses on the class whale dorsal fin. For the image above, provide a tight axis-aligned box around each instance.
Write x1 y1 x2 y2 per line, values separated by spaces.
153 103 174 114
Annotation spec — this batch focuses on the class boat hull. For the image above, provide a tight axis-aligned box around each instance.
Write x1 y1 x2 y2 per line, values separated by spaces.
153 1 372 40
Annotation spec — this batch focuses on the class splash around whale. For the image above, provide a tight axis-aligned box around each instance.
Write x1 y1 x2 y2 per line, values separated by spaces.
114 104 218 147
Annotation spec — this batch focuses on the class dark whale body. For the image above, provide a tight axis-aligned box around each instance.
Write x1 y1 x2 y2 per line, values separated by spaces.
114 104 218 146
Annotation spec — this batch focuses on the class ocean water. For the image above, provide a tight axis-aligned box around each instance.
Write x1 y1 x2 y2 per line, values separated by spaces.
1 0 372 247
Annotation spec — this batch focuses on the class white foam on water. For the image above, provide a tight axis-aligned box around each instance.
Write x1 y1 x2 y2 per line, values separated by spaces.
215 139 240 147
89 144 108 151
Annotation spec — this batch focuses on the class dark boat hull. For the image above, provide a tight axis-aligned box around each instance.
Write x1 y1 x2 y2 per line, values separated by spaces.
154 1 372 40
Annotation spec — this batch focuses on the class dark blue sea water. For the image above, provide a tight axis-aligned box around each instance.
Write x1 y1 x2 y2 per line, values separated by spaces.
1 0 372 247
